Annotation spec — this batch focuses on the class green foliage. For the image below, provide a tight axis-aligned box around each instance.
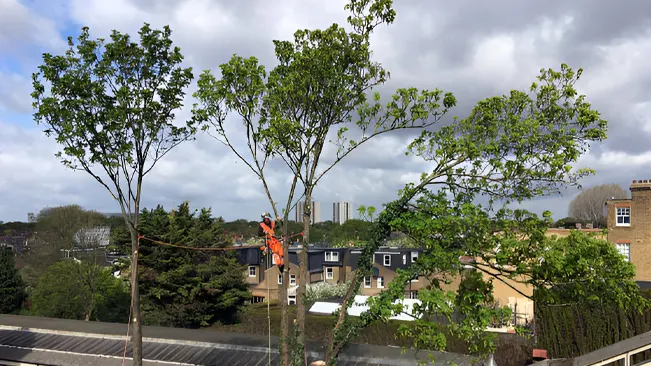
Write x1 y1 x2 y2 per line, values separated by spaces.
536 291 651 359
30 260 129 322
0 248 27 314
133 202 251 328
31 23 196 225
328 64 623 361
21 205 108 286
357 205 377 222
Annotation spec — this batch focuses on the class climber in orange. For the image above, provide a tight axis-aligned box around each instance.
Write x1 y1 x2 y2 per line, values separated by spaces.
258 212 285 272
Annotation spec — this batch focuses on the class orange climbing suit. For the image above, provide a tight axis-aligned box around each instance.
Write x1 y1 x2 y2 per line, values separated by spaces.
259 220 284 269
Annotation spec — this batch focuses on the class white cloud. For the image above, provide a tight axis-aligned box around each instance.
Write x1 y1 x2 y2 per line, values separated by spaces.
0 0 650 223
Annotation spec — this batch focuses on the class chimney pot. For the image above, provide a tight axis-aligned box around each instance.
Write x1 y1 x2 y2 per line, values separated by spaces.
633 180 637 183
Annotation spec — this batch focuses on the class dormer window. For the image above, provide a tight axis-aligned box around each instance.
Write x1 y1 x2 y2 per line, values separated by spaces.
383 255 391 266
411 251 419 262
616 206 631 227
325 251 339 262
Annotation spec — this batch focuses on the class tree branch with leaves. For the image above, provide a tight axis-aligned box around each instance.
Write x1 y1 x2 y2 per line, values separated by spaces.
322 64 631 364
31 23 195 366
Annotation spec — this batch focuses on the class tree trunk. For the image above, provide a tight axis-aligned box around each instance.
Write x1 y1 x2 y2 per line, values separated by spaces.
129 227 143 366
280 215 290 366
298 192 312 365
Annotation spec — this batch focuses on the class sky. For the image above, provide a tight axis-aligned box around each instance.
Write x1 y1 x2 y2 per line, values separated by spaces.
1 0 651 223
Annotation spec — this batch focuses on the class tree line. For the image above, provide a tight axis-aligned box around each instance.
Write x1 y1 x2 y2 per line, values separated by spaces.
1 203 249 328
24 0 646 365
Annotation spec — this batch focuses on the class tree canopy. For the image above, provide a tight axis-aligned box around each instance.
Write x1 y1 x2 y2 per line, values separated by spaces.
29 260 129 322
569 183 628 227
322 64 637 363
113 202 251 328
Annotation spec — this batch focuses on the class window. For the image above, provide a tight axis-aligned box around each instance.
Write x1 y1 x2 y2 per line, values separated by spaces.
326 267 334 279
377 277 384 288
288 295 296 305
278 274 283 285
364 276 371 288
409 291 418 299
616 243 631 262
616 207 631 226
383 255 391 266
402 254 407 265
411 274 419 282
325 251 339 262
411 251 419 262
290 274 297 286
248 266 256 277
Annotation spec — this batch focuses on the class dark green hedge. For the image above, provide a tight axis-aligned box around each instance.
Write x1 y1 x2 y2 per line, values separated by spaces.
536 290 651 359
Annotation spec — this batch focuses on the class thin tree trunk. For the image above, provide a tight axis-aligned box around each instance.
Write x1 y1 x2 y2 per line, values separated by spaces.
280 215 290 366
298 192 312 365
129 226 143 366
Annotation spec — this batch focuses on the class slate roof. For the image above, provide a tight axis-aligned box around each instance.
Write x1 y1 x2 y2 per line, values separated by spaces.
0 315 479 366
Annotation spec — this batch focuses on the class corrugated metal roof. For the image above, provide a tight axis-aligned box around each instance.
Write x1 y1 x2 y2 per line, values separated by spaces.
0 328 417 365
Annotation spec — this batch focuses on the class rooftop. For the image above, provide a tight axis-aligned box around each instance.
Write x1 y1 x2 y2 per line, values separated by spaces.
0 314 480 366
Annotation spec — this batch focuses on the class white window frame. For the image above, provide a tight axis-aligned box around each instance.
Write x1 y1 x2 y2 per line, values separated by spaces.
278 274 283 285
409 291 418 299
325 251 339 262
290 274 297 286
326 267 334 279
402 254 407 265
363 276 371 288
248 266 256 277
616 243 631 262
411 251 419 262
383 255 391 266
616 207 631 227
288 295 296 305
377 277 384 289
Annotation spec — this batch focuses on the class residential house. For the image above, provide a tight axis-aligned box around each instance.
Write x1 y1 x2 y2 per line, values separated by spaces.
237 245 427 303
606 179 651 281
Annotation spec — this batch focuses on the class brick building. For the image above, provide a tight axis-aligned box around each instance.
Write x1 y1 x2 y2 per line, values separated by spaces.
606 179 651 281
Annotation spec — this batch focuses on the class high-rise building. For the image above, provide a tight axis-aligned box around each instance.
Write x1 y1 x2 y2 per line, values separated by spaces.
332 201 353 224
295 201 322 224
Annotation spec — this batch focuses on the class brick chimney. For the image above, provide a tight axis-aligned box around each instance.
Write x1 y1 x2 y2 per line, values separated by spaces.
631 179 651 191
630 179 651 200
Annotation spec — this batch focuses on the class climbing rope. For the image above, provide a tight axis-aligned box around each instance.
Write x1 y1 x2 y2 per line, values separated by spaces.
118 232 300 365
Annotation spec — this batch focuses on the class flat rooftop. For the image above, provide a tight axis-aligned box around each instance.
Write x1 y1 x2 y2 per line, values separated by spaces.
0 314 479 366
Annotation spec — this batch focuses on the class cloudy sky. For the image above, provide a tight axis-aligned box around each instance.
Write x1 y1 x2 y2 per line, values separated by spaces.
1 0 650 223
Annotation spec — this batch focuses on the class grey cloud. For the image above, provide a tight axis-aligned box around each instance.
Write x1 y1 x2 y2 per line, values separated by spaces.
2 0 651 223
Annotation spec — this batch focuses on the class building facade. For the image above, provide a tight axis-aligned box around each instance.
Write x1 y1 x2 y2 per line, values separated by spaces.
606 179 651 281
295 201 322 224
332 201 353 224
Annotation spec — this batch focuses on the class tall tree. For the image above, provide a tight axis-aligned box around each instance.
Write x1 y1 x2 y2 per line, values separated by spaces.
263 2 455 362
31 24 195 365
569 183 628 227
193 53 303 364
0 248 26 314
193 0 456 362
322 65 643 364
